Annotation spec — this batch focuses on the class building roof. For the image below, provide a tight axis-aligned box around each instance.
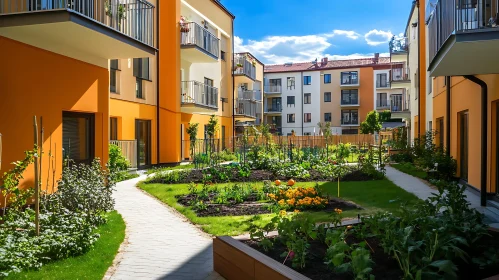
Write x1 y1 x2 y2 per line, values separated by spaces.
264 57 392 73
212 0 235 19
235 52 265 66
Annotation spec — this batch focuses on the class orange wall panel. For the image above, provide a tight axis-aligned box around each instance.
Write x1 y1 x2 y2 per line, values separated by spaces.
0 36 109 192
359 67 374 124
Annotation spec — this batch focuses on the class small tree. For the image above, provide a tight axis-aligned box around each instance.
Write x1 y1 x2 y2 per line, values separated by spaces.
206 115 219 138
186 123 199 159
360 110 391 134
318 121 333 158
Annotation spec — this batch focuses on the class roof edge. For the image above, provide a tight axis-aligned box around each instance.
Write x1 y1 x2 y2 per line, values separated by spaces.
211 0 235 19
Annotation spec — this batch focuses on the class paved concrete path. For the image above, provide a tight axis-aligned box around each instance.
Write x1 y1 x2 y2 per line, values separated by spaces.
386 166 499 224
105 175 224 280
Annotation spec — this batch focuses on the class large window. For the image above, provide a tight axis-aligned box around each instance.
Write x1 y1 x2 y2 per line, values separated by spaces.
110 117 118 140
62 112 95 165
110 59 119 93
287 114 295 123
269 78 282 86
341 71 358 85
304 93 311 104
287 96 295 106
304 76 311 85
341 110 359 125
287 77 295 89
304 113 311 123
376 73 388 88
324 92 331 102
133 58 150 80
341 90 359 105
324 113 332 122
324 74 331 84
377 92 388 107
136 78 144 99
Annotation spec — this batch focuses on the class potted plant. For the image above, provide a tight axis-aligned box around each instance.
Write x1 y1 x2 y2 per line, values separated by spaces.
105 1 127 28
179 16 190 33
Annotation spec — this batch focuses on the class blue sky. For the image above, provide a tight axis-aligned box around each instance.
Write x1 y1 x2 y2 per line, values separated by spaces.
222 0 413 65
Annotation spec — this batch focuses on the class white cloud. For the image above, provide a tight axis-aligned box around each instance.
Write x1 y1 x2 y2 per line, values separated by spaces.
325 30 361 40
364 29 393 46
235 28 393 65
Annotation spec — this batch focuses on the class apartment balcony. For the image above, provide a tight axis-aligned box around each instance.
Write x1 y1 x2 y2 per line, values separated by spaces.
235 99 261 121
237 89 262 101
264 104 282 115
340 97 360 107
234 53 256 81
390 94 410 119
390 66 410 88
376 80 390 89
181 81 218 113
264 84 282 95
0 0 155 66
181 22 219 63
341 119 359 126
376 99 390 110
428 0 499 76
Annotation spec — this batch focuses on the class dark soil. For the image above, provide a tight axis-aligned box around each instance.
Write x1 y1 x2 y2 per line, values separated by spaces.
176 192 362 217
147 168 381 185
242 234 402 280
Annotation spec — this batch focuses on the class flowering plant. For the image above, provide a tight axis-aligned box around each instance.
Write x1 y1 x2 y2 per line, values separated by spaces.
268 184 328 210
179 16 190 32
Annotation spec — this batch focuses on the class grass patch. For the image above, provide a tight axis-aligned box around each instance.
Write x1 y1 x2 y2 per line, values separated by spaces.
9 211 125 280
391 163 428 180
139 180 419 236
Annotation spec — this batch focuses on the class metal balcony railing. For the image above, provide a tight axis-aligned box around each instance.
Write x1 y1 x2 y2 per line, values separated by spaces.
0 0 155 47
341 95 359 106
181 81 218 109
235 99 261 118
391 95 404 112
428 0 499 64
265 104 282 113
110 140 137 168
341 118 359 125
234 54 256 80
391 67 410 82
180 22 219 59
264 84 282 93
238 89 261 101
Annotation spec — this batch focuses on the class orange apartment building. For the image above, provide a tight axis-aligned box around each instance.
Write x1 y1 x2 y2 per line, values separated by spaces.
0 0 236 189
415 0 499 205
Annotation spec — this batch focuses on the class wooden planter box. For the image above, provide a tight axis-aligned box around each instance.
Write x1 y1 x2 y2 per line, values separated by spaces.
213 236 310 280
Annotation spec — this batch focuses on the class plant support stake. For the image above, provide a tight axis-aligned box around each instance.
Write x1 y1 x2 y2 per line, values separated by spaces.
33 116 40 236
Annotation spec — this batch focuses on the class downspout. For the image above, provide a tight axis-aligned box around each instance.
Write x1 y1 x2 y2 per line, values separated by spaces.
445 76 451 155
417 0 421 139
301 71 304 135
156 0 160 164
231 18 235 151
464 75 487 207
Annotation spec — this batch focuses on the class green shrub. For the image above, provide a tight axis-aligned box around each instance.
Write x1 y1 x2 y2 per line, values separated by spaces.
108 144 134 182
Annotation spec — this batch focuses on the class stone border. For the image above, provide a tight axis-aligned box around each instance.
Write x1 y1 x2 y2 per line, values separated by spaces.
213 236 310 280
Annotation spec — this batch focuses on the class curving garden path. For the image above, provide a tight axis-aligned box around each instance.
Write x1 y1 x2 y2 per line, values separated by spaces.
105 175 224 280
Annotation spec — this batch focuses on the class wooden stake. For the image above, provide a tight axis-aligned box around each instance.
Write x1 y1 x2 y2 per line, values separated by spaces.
39 117 43 191
338 176 340 198
33 116 40 236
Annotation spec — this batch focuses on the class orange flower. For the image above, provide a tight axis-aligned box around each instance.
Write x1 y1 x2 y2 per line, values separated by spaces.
294 209 300 213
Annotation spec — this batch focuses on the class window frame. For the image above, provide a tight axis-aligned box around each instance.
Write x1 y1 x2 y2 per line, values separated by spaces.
287 96 295 106
324 112 332 122
324 74 331 84
376 73 388 88
324 92 331 102
341 71 359 85
136 78 144 99
304 113 312 123
304 93 311 104
341 89 359 105
287 113 295 123
287 77 296 89
304 76 312 85
341 109 359 125
110 117 118 140
133 58 150 80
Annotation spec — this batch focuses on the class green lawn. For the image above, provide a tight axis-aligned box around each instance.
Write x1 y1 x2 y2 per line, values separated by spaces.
9 211 125 280
147 164 195 174
139 180 419 236
391 163 428 180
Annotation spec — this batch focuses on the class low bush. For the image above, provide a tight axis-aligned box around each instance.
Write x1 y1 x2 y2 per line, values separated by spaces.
108 144 137 182
0 158 115 276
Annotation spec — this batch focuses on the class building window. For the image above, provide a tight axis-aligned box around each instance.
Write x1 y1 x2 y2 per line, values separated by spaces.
110 59 119 93
287 114 295 123
324 92 331 102
341 109 359 125
341 89 359 105
342 129 358 135
376 73 388 88
304 132 311 136
110 117 118 140
136 78 144 99
304 76 311 85
324 113 332 122
133 58 150 80
304 93 311 104
221 51 226 61
324 74 331 84
341 71 358 85
287 77 295 89
377 92 388 108
304 113 312 123
287 96 295 106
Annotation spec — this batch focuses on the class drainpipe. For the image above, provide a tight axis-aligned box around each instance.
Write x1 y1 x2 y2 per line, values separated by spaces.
464 75 487 207
301 71 304 135
231 18 235 151
156 0 160 164
417 0 421 139
445 76 451 155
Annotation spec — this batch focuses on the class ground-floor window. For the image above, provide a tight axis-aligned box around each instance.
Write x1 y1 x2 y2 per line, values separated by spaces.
62 112 95 165
136 119 151 167
110 117 118 140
